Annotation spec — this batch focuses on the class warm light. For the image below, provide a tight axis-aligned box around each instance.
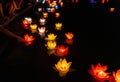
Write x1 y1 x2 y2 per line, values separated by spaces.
38 27 46 38
55 45 68 57
43 12 48 18
88 63 110 81
113 69 120 82
50 8 55 13
39 18 46 25
55 58 72 77
30 24 37 30
22 20 29 29
65 32 74 40
55 12 60 18
38 8 42 12
45 41 57 50
110 7 115 12
24 34 35 46
60 2 63 7
24 17 32 24
45 33 57 41
55 22 62 30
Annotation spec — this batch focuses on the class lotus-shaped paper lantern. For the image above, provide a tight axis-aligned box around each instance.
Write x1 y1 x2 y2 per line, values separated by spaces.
39 18 46 25
88 63 110 82
30 24 37 30
55 12 60 18
54 58 72 77
25 17 32 24
50 8 55 13
45 33 57 41
38 27 46 38
55 45 68 57
22 19 29 29
55 22 62 30
43 12 48 18
24 34 35 46
110 7 115 12
113 69 120 82
45 41 57 50
65 32 74 40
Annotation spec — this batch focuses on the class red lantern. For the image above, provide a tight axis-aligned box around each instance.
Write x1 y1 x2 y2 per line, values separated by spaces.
22 20 29 29
24 34 35 46
55 45 69 57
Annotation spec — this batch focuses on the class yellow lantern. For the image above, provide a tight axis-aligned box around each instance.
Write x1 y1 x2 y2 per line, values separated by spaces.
45 33 57 41
110 7 115 12
65 32 74 40
54 58 72 77
113 69 120 82
30 24 37 30
43 12 48 18
55 12 60 18
45 41 57 50
55 22 62 30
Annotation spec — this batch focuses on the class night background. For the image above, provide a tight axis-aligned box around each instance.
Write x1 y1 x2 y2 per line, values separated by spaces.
0 0 120 82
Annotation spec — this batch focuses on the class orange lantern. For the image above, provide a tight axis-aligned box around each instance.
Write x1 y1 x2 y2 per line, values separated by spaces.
55 12 60 18
43 12 48 18
88 63 110 82
65 32 74 40
113 69 120 82
55 22 62 30
60 2 63 7
54 58 72 77
50 8 55 13
55 45 69 57
30 24 37 30
22 20 29 29
24 34 35 46
110 7 115 12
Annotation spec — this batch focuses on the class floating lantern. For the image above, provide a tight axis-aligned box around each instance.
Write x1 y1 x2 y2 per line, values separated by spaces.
65 32 74 40
113 69 120 82
55 12 60 18
55 45 68 57
30 24 37 30
24 34 35 46
38 27 46 38
24 17 32 24
22 19 29 29
88 63 110 82
43 12 48 18
39 18 46 25
55 22 62 30
101 0 109 4
38 8 42 12
45 33 57 41
110 7 115 12
45 41 57 50
54 58 72 77
50 8 55 13
60 2 63 7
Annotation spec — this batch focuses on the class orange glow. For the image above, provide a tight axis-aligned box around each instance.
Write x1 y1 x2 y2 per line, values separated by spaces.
43 12 48 18
45 41 57 50
88 63 110 81
50 8 55 13
22 20 29 29
55 22 62 30
65 32 74 40
55 12 60 18
55 45 69 57
24 34 35 46
113 69 120 82
110 7 115 12
30 24 37 30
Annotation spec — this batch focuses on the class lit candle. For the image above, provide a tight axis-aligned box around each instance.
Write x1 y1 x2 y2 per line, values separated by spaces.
54 58 72 77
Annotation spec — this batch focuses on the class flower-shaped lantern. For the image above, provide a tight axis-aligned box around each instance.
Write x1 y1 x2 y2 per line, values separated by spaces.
65 32 74 40
24 17 32 24
55 45 69 57
22 19 29 29
110 7 115 12
30 24 38 33
45 41 57 50
43 12 48 18
113 69 120 82
88 63 110 82
39 18 46 25
50 8 55 13
24 34 35 46
55 22 62 30
38 27 46 38
54 58 72 77
55 12 60 18
45 33 57 41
